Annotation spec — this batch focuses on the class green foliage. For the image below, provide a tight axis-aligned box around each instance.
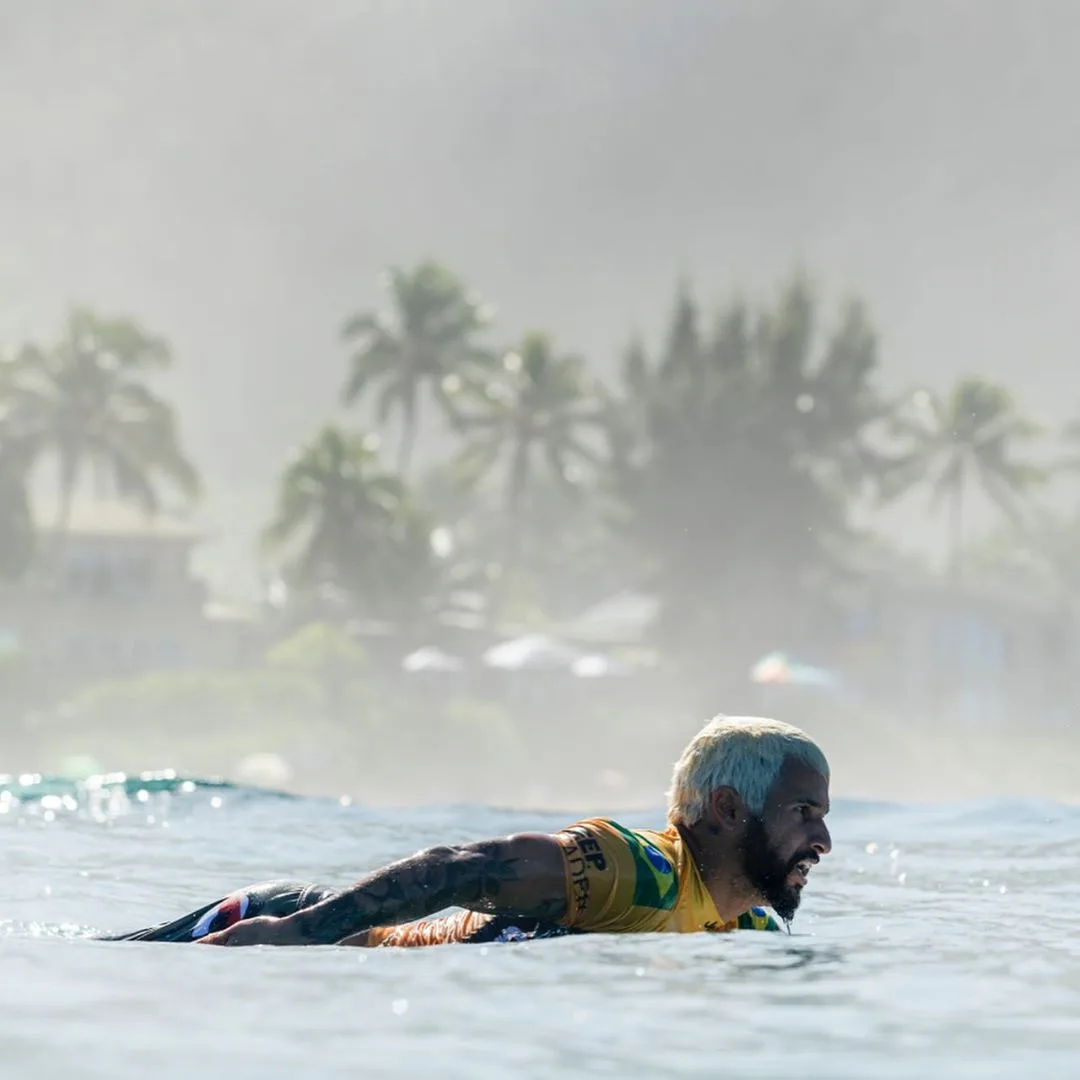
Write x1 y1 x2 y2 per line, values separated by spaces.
52 667 340 768
3 308 199 529
7 259 1077 706
265 621 367 672
883 376 1046 575
265 620 370 722
602 275 889 672
421 694 519 765
449 330 602 570
341 261 493 475
262 425 448 629
0 453 34 581
264 425 404 590
282 262 1078 678
41 664 524 798
964 508 1080 598
1 359 36 579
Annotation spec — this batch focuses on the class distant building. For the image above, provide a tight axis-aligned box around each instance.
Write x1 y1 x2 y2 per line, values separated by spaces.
0 497 248 684
832 560 1076 727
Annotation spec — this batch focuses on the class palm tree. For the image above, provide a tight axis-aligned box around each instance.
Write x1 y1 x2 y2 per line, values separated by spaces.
264 425 406 596
340 262 492 476
1057 415 1080 477
449 331 600 569
0 429 34 583
965 510 1080 598
0 466 33 581
0 358 35 580
6 308 199 531
264 425 450 632
884 376 1046 577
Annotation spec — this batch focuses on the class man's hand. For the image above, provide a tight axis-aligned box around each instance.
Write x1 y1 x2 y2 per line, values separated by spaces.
197 915 305 947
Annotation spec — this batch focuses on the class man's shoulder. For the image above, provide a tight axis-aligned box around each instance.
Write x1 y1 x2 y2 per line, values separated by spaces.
561 816 672 843
561 818 678 862
560 817 680 913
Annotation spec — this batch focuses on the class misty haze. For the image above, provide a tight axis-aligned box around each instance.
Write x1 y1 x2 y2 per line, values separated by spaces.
3 4 1080 1077
2 0 1078 805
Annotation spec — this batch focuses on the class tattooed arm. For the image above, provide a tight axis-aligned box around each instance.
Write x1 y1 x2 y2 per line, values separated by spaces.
197 832 567 947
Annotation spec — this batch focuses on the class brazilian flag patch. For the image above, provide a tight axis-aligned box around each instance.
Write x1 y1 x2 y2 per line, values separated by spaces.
607 821 679 911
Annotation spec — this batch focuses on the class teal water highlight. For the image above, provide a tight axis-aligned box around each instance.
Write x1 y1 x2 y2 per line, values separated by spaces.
0 770 296 812
0 776 1077 1078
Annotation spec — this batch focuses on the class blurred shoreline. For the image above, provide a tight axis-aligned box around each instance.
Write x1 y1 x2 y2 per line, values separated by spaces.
9 697 1076 813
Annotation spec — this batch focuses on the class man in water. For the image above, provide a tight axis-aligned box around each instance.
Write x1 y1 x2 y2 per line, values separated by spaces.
104 716 831 947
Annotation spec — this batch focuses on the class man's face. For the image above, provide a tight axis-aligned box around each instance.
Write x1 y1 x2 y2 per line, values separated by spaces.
738 756 831 922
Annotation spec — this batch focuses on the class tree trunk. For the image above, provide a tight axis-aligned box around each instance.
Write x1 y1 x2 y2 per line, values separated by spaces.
46 452 79 587
57 456 77 534
398 392 417 477
504 438 530 572
485 437 530 628
949 482 964 582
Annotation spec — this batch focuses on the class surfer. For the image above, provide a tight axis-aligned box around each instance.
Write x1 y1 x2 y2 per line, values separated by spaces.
102 715 831 947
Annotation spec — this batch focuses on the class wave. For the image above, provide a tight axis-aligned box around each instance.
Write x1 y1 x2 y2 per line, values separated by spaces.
0 769 298 819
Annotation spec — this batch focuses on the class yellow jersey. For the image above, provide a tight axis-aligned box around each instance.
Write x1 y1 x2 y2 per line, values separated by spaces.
558 817 779 934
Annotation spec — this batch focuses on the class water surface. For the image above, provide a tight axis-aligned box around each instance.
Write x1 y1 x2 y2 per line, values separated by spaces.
0 775 1076 1078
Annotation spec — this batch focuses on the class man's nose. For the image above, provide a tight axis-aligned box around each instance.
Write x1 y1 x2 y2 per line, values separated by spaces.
811 822 832 857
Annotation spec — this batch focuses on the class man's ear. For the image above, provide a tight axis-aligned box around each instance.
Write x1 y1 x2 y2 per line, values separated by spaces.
706 786 747 832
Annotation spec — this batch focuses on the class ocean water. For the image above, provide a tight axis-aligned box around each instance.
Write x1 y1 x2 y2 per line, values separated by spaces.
0 774 1077 1079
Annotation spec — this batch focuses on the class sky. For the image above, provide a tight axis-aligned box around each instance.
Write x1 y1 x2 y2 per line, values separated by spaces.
3 0 1079 592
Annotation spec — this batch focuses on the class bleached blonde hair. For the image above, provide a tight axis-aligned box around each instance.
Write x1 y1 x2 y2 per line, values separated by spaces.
666 716 829 825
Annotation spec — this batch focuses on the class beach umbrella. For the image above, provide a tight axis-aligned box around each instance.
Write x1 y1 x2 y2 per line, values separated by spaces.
401 646 465 673
570 653 633 678
482 633 584 671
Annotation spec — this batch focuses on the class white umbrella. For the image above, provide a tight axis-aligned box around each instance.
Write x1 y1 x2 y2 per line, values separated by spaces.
401 646 465 673
482 633 584 671
570 654 633 678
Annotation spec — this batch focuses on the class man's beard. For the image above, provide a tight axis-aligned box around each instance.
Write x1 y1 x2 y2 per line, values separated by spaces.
738 814 813 923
